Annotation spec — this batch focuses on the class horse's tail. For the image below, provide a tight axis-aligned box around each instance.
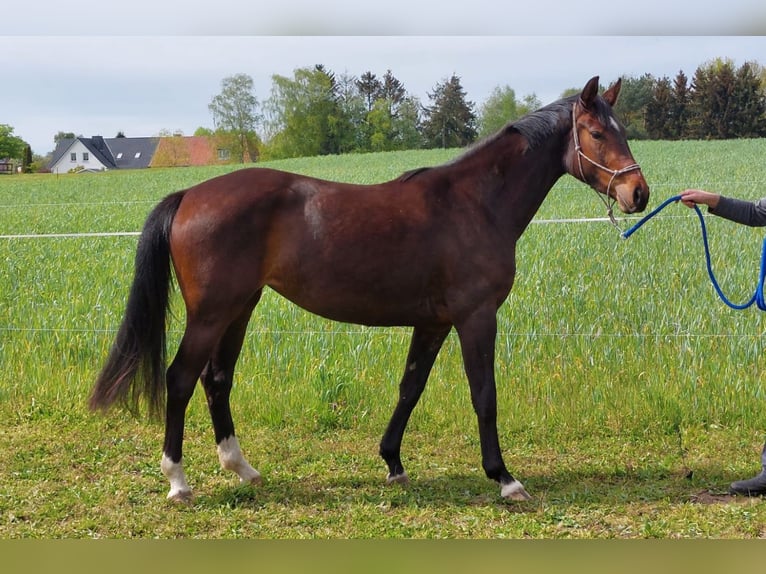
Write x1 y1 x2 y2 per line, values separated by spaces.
89 190 186 419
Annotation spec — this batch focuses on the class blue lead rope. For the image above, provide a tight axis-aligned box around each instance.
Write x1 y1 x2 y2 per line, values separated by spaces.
620 194 766 311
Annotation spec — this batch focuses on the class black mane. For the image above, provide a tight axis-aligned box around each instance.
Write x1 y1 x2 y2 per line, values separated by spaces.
451 95 577 163
509 96 576 149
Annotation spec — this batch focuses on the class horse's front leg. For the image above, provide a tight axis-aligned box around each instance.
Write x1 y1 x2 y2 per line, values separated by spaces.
379 325 451 485
455 309 531 501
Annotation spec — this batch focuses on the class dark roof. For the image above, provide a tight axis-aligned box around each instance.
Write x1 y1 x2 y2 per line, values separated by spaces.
49 138 77 168
107 137 159 169
48 136 160 170
80 136 117 169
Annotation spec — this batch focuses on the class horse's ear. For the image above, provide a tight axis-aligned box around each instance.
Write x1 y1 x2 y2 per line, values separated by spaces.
580 76 600 108
602 78 622 107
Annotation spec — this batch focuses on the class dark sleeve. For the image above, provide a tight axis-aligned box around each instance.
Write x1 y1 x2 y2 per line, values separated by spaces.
709 196 766 227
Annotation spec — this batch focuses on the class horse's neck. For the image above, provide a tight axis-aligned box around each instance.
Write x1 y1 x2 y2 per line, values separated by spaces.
459 129 568 232
513 138 568 224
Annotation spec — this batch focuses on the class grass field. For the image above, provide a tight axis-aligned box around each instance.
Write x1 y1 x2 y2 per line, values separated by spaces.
2 140 766 538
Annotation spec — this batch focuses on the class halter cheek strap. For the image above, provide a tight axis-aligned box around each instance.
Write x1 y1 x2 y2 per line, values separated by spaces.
572 99 641 230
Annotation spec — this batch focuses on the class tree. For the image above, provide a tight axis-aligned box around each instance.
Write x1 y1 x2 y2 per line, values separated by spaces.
22 144 33 173
356 71 382 112
645 76 674 139
477 87 542 138
520 94 543 115
478 86 519 137
391 96 423 150
351 69 415 153
380 70 406 117
613 74 655 139
731 61 766 137
686 58 766 139
422 75 477 149
0 125 25 160
263 65 353 159
669 70 691 139
335 71 367 153
367 99 394 152
53 131 76 145
152 129 190 167
208 73 260 162
688 58 738 139
560 87 582 99
359 70 417 152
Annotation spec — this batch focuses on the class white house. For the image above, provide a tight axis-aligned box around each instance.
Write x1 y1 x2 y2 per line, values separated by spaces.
49 136 160 174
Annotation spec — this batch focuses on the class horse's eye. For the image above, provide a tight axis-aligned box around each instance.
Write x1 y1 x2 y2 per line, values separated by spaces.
590 130 603 140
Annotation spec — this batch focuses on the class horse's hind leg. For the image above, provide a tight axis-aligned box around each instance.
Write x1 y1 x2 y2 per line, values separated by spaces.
200 291 262 487
379 325 450 485
162 321 228 503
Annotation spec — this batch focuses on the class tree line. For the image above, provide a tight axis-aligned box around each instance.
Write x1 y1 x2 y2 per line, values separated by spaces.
200 66 496 162
612 59 766 140
642 59 766 139
204 58 766 163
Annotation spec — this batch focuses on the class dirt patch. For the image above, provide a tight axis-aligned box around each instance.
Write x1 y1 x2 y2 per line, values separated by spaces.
689 489 737 504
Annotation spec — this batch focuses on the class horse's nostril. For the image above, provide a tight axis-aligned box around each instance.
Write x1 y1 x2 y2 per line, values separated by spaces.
634 186 645 208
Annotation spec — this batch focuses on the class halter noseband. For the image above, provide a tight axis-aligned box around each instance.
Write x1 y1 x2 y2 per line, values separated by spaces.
572 98 642 230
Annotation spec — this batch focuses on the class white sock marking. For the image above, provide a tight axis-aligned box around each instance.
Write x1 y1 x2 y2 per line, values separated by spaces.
217 436 261 484
501 479 532 500
160 453 192 501
386 471 409 485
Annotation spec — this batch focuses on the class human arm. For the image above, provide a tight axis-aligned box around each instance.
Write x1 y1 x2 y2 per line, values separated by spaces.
680 189 766 227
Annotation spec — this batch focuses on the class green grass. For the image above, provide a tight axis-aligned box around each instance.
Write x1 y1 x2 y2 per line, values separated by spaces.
2 141 766 538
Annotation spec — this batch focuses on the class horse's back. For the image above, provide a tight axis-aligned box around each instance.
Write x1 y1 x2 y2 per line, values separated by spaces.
182 167 310 205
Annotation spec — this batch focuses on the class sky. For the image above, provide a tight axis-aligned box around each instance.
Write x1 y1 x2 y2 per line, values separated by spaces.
3 2 766 155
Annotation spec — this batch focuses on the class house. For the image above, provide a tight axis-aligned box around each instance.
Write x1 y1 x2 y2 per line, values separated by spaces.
48 135 237 174
0 159 16 174
48 136 159 174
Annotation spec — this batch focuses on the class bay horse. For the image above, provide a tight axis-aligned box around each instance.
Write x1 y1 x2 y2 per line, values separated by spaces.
89 76 649 503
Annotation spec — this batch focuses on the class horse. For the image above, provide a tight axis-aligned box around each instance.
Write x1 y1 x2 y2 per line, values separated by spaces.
89 76 649 503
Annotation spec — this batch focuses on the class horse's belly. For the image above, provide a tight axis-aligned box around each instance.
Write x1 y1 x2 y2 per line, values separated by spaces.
269 282 441 327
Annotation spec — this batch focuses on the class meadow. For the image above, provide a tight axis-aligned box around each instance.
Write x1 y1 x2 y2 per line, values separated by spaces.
2 140 766 539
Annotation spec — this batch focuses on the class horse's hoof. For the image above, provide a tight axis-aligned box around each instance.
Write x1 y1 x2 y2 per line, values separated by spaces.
167 488 194 504
386 472 409 485
501 480 532 501
243 473 263 486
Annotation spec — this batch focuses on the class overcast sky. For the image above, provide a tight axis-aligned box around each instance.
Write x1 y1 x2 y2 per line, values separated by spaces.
4 2 766 155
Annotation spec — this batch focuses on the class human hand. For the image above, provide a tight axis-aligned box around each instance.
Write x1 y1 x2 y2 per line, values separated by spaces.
679 189 720 209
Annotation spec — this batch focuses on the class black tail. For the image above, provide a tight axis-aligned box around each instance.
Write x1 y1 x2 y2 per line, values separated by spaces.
89 191 186 419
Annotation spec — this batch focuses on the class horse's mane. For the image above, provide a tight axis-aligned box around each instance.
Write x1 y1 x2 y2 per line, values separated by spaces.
450 95 577 163
508 96 576 149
